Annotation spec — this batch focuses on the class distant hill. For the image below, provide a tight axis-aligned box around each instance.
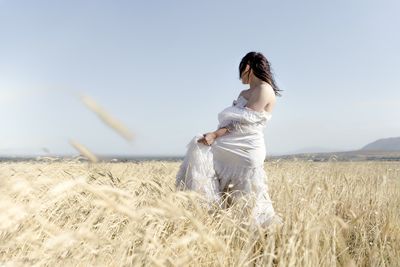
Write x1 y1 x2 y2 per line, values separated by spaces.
266 149 400 162
266 136 400 162
361 136 400 151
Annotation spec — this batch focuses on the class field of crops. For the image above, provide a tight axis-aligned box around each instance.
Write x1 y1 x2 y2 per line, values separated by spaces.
1 160 399 266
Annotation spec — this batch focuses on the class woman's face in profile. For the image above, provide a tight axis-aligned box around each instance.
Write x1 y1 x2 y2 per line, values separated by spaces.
240 64 251 84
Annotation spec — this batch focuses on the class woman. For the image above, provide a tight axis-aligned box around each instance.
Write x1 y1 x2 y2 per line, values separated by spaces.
176 51 283 228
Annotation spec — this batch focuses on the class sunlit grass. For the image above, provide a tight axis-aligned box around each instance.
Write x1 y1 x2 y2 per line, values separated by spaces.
0 160 399 266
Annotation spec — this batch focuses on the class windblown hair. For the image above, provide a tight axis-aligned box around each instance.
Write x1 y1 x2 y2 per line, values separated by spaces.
239 51 283 97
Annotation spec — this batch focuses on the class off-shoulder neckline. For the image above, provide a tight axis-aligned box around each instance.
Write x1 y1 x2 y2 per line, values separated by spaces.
238 95 272 115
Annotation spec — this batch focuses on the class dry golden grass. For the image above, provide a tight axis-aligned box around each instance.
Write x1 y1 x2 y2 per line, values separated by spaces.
0 160 399 266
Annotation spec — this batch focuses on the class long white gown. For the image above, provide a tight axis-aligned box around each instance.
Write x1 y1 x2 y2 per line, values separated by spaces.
176 95 280 227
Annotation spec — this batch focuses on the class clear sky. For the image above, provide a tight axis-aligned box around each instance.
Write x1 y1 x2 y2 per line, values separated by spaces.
0 0 399 156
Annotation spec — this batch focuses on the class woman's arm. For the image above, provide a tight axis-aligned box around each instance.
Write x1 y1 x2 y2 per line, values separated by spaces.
198 126 231 145
214 126 230 138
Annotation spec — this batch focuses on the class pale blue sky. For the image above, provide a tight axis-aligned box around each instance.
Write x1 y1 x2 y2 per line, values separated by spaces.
0 0 399 156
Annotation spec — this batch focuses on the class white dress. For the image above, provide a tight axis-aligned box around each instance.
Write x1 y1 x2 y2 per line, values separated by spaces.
176 95 280 227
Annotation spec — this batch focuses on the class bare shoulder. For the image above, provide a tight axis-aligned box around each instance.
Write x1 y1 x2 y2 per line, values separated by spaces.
260 83 274 94
262 84 275 99
251 84 274 99
261 84 276 111
252 84 276 112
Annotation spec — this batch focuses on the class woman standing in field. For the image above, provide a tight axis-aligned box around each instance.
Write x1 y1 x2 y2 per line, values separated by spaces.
176 51 283 229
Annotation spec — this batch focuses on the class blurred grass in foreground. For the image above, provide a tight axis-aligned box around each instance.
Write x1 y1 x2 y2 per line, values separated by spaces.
0 160 399 266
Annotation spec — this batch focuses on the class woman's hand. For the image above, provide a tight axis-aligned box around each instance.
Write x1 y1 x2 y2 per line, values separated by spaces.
197 132 217 146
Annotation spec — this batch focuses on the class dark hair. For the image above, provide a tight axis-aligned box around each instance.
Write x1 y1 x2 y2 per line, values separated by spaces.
239 51 283 97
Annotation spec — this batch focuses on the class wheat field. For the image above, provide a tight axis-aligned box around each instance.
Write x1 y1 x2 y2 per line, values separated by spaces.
0 160 399 266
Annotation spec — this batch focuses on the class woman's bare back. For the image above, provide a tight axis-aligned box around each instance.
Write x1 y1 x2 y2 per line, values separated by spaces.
239 84 276 113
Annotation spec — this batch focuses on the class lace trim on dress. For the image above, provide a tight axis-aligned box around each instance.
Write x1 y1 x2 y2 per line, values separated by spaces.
213 159 267 191
213 159 276 226
175 134 220 205
217 105 271 133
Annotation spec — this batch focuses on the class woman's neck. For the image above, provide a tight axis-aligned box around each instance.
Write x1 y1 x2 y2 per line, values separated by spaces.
249 78 268 89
